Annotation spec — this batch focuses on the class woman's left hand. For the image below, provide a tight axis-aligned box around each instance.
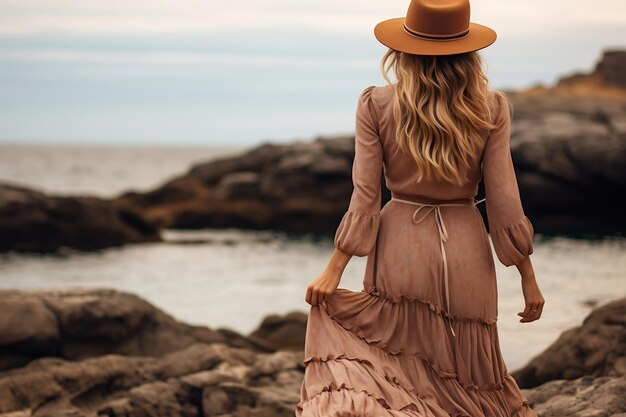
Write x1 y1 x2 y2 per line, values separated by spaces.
305 267 342 306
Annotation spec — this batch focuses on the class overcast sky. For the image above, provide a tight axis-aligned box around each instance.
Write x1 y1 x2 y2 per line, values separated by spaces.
0 0 624 146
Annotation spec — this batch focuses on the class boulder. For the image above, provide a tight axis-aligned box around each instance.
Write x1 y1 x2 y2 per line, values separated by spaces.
0 289 273 371
0 344 303 417
557 49 626 91
512 297 626 388
0 183 161 253
248 311 308 351
115 136 356 234
523 375 626 417
502 89 626 235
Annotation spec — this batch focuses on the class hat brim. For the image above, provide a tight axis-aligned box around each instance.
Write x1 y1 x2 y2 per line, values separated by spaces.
374 18 497 55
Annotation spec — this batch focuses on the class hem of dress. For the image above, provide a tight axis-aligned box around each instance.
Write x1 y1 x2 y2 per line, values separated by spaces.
296 381 533 417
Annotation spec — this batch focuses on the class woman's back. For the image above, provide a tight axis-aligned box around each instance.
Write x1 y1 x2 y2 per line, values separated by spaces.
364 83 500 201
338 83 534 268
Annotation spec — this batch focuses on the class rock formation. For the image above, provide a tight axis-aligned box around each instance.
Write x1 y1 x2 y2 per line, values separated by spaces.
0 289 301 417
555 49 626 95
0 343 303 417
511 297 626 389
502 89 626 234
249 311 309 351
0 183 161 253
0 289 273 372
114 137 356 234
523 375 626 417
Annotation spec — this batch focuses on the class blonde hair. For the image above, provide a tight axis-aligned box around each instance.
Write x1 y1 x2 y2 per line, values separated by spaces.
381 49 498 186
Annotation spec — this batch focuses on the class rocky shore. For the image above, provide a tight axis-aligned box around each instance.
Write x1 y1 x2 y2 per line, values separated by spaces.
513 296 626 416
1 49 624 253
0 289 624 417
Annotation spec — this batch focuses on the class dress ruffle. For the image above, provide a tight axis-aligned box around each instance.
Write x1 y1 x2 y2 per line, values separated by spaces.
490 216 534 267
296 288 536 417
334 210 381 256
300 386 442 417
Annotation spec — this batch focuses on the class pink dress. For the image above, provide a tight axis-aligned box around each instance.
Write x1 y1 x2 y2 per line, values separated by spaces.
295 85 537 417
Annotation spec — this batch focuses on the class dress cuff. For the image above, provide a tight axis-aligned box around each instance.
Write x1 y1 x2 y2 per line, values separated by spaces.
490 216 535 267
334 210 381 257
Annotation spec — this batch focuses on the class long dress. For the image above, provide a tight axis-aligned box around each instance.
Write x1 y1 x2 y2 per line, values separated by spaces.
295 85 537 417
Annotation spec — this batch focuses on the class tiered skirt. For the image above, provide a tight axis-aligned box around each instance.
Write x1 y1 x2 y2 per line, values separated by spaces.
296 288 535 417
296 200 537 417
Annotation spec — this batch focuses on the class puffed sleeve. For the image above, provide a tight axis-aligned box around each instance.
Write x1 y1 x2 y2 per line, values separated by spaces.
482 91 534 267
334 86 383 256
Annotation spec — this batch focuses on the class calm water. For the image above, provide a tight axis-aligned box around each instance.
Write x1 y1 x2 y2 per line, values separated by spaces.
0 143 247 197
0 144 625 371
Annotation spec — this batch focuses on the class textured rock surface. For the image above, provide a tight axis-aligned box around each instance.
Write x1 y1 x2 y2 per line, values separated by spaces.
248 311 308 351
0 343 303 417
0 289 273 372
523 375 626 417
499 89 626 234
0 183 161 253
512 297 626 389
556 49 626 92
115 137 357 234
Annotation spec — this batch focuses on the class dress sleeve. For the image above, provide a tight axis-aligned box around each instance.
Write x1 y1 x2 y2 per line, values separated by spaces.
334 86 383 257
482 91 534 267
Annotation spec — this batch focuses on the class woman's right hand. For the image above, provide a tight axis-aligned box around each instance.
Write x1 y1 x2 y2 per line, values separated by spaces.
516 256 545 323
305 267 342 306
518 275 545 322
304 248 352 306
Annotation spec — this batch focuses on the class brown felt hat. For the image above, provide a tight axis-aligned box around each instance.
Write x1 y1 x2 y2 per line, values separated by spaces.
374 0 497 56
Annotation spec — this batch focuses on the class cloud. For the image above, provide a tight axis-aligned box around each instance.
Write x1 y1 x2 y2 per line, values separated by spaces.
0 0 623 37
0 48 372 68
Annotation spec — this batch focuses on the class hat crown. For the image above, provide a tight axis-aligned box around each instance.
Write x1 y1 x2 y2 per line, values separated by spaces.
405 0 470 36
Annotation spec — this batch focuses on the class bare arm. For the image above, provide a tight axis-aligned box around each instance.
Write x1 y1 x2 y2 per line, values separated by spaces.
305 248 352 305
482 91 545 323
515 256 545 323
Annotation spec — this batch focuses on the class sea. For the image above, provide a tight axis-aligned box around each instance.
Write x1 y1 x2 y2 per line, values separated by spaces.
0 143 624 371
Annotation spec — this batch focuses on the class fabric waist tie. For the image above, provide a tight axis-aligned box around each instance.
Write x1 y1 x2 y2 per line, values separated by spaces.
390 196 487 337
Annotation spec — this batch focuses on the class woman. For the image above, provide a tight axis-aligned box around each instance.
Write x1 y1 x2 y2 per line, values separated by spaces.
296 0 545 416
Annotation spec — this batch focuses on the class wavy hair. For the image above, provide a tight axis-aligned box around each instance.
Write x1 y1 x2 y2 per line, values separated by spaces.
381 49 498 186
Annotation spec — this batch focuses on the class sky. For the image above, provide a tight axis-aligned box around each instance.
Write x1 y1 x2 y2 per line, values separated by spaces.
0 0 624 146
